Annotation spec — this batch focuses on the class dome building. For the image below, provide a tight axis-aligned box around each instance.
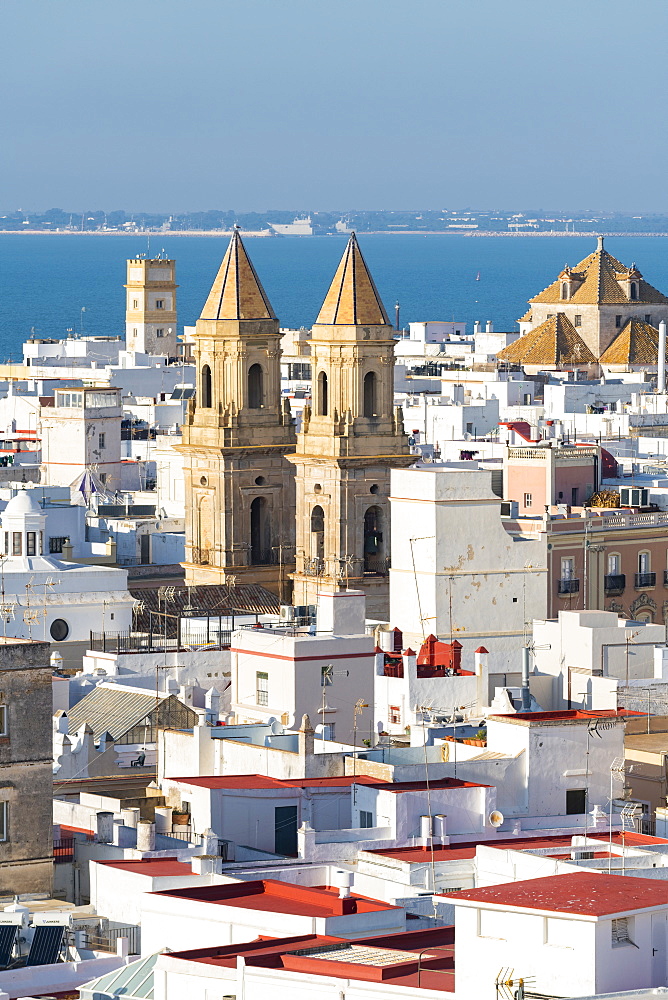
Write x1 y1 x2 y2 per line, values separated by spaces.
0 491 135 668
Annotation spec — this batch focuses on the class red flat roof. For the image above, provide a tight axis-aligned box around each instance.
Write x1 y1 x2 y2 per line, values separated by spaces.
168 926 455 993
447 872 668 916
153 879 397 918
167 774 382 790
369 831 668 864
489 709 642 723
167 774 486 792
95 857 194 877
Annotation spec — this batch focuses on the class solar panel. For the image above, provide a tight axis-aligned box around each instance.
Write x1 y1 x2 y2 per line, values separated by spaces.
0 925 17 968
26 925 64 966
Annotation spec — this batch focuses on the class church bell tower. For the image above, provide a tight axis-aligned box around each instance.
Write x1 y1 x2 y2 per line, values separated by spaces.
179 230 296 593
290 233 412 618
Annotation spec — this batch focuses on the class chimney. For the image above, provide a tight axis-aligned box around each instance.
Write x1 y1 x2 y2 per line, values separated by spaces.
298 714 315 758
434 814 449 846
335 869 354 898
96 811 114 844
420 814 433 847
191 854 223 875
486 321 493 333
136 820 155 853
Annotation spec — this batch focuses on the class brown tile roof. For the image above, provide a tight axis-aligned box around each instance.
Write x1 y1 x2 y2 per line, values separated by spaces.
316 233 390 326
200 229 276 321
497 313 597 366
599 318 665 365
129 583 280 635
529 243 668 307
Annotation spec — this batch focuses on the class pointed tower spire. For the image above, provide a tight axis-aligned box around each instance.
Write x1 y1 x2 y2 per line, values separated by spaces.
316 233 390 326
200 228 275 321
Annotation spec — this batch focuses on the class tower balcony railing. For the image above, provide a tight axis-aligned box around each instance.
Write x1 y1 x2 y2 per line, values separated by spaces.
604 574 626 595
364 555 390 577
557 578 579 595
304 557 325 576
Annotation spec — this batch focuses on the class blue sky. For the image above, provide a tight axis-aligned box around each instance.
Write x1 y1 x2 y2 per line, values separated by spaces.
2 0 667 213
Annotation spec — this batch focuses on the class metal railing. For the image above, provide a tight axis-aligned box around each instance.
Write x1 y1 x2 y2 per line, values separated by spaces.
89 625 232 654
83 924 140 955
53 838 75 863
557 578 579 595
635 572 656 589
604 574 626 595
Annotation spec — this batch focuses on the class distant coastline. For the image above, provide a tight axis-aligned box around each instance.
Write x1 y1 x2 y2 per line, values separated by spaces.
3 229 668 238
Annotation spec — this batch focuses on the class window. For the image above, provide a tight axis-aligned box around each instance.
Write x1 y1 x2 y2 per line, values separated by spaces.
11 533 21 556
389 705 401 724
132 299 138 309
574 315 582 327
155 299 164 309
608 553 621 575
133 328 138 337
201 364 212 408
363 371 377 417
317 371 328 416
256 671 268 707
566 789 586 814
156 328 164 338
630 283 638 301
49 537 67 554
524 493 532 508
561 283 568 300
3 532 7 556
466 422 473 434
612 917 633 946
0 802 7 842
50 619 69 641
322 723 335 741
26 532 36 556
98 433 105 450
615 315 622 328
99 473 107 485
321 665 333 687
248 364 264 409
639 551 651 574
360 811 373 828
0 706 7 737
645 314 651 324
561 558 574 580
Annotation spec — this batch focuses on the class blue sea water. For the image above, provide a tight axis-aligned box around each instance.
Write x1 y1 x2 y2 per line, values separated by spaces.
1 233 667 361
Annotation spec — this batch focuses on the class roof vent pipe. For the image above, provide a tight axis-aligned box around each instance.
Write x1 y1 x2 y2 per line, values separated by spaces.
335 870 353 898
521 646 532 712
659 321 667 394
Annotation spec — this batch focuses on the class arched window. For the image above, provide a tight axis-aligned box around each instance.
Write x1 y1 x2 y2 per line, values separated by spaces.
363 505 384 574
248 364 264 409
250 496 271 564
317 371 328 416
561 283 568 300
201 364 212 408
310 505 324 564
363 371 377 418
630 282 638 301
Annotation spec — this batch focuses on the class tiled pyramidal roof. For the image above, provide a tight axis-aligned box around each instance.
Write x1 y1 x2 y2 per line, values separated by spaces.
599 318 665 365
497 313 597 365
200 228 276 321
316 233 390 326
529 243 668 306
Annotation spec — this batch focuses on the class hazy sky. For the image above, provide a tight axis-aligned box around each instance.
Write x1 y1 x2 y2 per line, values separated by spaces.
3 0 668 213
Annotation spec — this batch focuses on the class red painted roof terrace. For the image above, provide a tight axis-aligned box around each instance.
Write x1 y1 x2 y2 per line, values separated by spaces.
95 857 194 877
448 872 668 917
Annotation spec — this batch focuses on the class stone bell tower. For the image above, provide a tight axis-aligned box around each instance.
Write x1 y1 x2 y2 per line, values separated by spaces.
289 233 412 618
179 229 296 594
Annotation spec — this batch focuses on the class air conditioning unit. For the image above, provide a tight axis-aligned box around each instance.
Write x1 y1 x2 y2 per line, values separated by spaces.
279 605 295 622
500 500 519 517
620 487 649 508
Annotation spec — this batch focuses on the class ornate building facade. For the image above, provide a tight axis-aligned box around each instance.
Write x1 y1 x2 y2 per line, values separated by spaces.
290 234 412 618
179 230 295 593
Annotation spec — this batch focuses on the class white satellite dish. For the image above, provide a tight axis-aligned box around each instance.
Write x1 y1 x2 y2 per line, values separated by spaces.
488 810 504 828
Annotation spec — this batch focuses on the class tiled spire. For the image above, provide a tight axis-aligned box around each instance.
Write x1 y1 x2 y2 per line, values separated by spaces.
316 233 390 326
200 228 275 321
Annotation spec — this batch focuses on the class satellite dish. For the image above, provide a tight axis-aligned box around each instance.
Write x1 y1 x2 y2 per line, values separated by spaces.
269 719 283 736
488 810 504 828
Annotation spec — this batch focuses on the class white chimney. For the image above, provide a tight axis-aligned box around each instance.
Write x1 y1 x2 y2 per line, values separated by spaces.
434 814 449 846
136 820 155 853
420 814 433 847
335 869 354 898
659 321 667 394
473 321 481 335
486 321 493 333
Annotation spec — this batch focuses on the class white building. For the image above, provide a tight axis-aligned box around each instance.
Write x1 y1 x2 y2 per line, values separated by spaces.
451 871 668 998
40 386 123 490
231 591 375 742
389 466 547 676
0 491 134 666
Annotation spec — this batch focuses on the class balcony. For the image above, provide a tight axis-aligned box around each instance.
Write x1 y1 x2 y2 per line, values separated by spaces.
664 570 668 586
635 572 656 589
604 574 626 596
558 578 580 595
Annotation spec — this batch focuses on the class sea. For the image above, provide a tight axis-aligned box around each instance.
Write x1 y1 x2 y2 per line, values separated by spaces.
1 233 668 361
